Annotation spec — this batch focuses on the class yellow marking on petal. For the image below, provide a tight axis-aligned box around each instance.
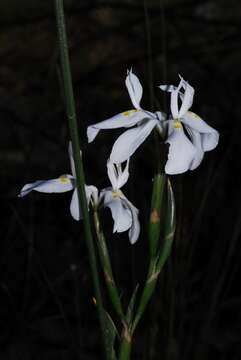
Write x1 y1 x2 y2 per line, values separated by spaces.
174 120 182 129
188 111 200 120
59 175 70 184
112 190 122 199
122 109 138 117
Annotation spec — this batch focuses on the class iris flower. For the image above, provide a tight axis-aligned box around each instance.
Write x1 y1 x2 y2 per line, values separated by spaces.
87 69 165 163
160 77 219 174
19 143 98 220
100 159 140 244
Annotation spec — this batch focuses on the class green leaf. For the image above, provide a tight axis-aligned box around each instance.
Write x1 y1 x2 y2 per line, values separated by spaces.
149 174 166 258
102 311 119 360
157 179 176 270
126 284 139 326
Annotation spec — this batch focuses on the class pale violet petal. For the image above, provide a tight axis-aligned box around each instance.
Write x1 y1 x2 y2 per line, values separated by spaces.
165 121 196 175
181 111 219 151
87 110 146 143
110 119 158 163
103 191 132 233
179 78 194 117
70 188 81 221
19 175 74 197
170 87 179 119
201 132 219 152
125 69 143 109
186 127 204 170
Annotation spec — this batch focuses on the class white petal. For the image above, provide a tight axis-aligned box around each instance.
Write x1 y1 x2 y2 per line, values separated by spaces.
68 141 82 177
107 159 118 190
110 119 158 163
165 121 196 175
70 188 81 220
181 111 219 151
116 159 130 189
186 127 204 170
125 69 143 109
122 197 140 244
85 185 99 206
170 88 179 119
19 175 74 197
159 85 177 92
103 191 132 233
179 78 194 117
87 110 146 143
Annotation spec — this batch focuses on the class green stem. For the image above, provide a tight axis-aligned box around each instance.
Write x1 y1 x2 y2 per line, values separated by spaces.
54 1 108 358
93 209 125 321
118 327 132 360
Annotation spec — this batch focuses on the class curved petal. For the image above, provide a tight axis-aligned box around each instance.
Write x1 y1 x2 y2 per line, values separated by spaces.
110 119 158 163
122 197 140 244
181 111 219 151
107 159 118 190
165 121 196 175
116 159 130 189
179 77 194 117
103 191 132 233
186 127 204 170
87 110 146 143
125 69 143 109
19 175 74 197
70 188 81 220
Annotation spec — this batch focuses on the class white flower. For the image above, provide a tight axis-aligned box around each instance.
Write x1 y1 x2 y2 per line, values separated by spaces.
100 159 140 244
87 69 165 163
160 76 219 174
18 143 98 221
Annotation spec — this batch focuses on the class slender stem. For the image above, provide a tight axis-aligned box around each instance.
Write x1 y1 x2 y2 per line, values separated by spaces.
54 1 108 358
93 209 125 321
118 327 132 360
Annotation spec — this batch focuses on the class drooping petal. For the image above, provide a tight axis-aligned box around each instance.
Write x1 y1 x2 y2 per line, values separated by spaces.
121 197 140 244
165 121 196 175
19 175 74 197
107 159 118 190
116 159 130 189
110 119 158 163
186 127 204 170
179 77 194 117
70 188 81 220
87 110 146 143
125 69 143 109
181 111 219 151
103 190 132 233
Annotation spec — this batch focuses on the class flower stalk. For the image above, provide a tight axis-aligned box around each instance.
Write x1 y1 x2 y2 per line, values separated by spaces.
54 0 108 357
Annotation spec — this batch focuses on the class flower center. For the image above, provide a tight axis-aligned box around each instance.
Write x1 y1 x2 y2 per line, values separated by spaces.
112 190 122 199
122 109 138 117
59 175 70 184
174 120 182 129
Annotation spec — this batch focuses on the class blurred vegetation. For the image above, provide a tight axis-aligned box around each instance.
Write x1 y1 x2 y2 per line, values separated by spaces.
0 0 241 359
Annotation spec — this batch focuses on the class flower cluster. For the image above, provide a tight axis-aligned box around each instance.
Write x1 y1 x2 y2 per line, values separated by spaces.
19 69 219 244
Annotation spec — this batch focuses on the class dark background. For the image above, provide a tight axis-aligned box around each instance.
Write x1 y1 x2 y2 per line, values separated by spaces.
1 0 241 359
